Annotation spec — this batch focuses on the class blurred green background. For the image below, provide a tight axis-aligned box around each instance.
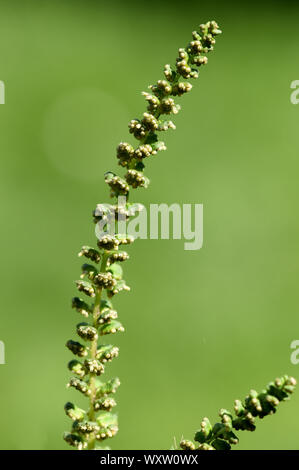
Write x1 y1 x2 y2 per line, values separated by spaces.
0 0 299 450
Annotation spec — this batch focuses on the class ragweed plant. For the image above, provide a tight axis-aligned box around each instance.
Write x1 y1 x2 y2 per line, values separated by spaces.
63 20 296 451
180 375 297 450
63 20 222 450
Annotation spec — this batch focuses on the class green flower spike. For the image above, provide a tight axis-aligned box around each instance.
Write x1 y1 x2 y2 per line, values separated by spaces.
65 20 221 450
180 376 296 450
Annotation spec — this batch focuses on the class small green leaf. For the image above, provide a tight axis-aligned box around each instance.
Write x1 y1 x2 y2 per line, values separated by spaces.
96 412 118 428
99 320 124 336
96 344 119 363
95 377 121 397
64 402 86 422
80 263 98 280
63 432 85 449
194 430 206 444
100 299 113 310
107 279 130 297
107 263 123 280
75 280 95 298
68 359 86 378
144 132 158 144
212 439 231 450
71 297 92 317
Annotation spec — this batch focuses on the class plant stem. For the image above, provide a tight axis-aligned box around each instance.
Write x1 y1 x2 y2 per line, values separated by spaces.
87 253 109 450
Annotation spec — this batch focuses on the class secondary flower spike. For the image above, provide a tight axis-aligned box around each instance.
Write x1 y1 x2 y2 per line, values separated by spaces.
180 376 297 451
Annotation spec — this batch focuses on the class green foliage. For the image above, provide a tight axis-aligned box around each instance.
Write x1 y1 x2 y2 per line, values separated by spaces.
180 376 297 451
64 19 222 450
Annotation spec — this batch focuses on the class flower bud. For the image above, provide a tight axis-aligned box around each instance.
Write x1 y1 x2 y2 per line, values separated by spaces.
94 272 116 290
176 49 192 78
107 280 130 297
171 82 192 97
77 322 98 341
192 30 201 40
164 64 177 82
191 55 208 67
116 142 134 167
64 402 86 421
67 377 90 396
92 204 112 224
71 297 92 317
73 420 100 434
178 47 188 60
198 443 215 450
96 344 119 363
66 339 88 357
234 399 245 417
78 246 101 263
142 92 160 112
129 119 146 140
206 21 222 36
194 417 212 443
108 251 129 264
84 359 105 376
160 97 180 115
80 263 98 281
75 280 95 298
180 440 195 450
111 204 131 221
201 33 216 51
94 397 117 412
232 411 255 432
151 141 167 152
63 432 85 449
267 375 297 401
189 69 199 79
125 169 150 189
150 80 172 98
115 234 134 245
99 319 124 335
97 309 118 325
187 40 203 54
95 425 118 441
97 234 120 251
244 390 262 417
105 172 129 197
219 409 233 431
134 144 154 159
141 112 159 131
68 359 86 378
157 120 176 131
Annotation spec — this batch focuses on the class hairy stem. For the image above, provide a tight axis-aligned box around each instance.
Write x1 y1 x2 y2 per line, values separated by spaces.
87 254 109 449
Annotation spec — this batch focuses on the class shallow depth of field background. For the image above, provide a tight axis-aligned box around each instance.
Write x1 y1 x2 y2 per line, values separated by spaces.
0 0 299 450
